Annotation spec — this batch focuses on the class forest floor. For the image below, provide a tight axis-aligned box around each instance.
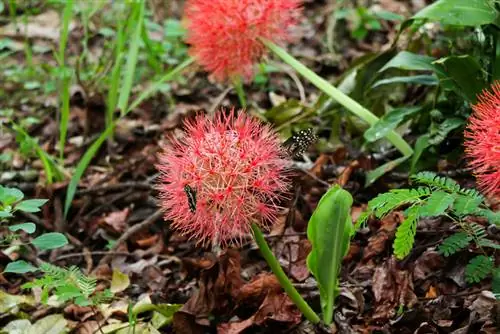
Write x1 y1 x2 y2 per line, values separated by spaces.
0 0 499 333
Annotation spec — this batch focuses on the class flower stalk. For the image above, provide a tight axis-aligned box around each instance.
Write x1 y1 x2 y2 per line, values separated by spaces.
262 39 413 158
251 223 320 324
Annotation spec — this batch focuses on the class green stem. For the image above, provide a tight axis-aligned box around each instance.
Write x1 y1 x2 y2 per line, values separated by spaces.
263 39 413 158
251 223 320 324
232 77 247 108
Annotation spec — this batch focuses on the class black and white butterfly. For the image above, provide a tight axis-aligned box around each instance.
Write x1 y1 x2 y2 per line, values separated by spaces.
184 185 197 213
283 128 317 158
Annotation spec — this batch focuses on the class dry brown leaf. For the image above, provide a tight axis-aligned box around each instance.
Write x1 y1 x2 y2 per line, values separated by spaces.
371 257 418 320
218 292 302 334
362 212 401 261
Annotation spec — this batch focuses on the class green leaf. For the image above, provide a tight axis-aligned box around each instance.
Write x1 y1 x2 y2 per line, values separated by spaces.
465 255 493 283
364 107 421 142
31 233 68 250
413 0 497 26
4 261 38 274
492 267 500 300
365 156 410 186
0 186 24 206
379 51 436 72
14 199 48 213
393 206 420 259
307 186 353 325
372 75 438 88
433 55 487 102
438 232 472 256
453 194 483 216
410 134 431 174
419 191 455 216
110 269 130 293
9 223 36 234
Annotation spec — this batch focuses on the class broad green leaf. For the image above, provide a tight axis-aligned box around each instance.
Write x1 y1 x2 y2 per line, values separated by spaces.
364 107 421 142
372 75 438 88
410 134 431 174
379 51 436 72
110 269 130 293
433 55 487 102
4 260 38 274
0 186 24 206
413 0 497 26
32 233 68 250
307 185 353 325
419 191 455 216
365 155 410 186
9 223 36 234
14 199 48 213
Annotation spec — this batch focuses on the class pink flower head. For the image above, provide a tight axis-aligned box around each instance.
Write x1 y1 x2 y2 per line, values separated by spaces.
464 82 500 196
156 109 292 246
183 0 302 82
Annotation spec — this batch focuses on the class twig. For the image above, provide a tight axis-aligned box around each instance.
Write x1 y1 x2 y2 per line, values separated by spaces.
96 209 164 267
76 181 152 195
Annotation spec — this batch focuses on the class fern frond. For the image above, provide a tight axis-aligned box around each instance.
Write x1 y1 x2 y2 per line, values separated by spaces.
411 172 460 193
438 232 472 256
393 206 420 259
465 255 493 283
468 223 486 240
492 268 500 300
354 211 370 231
418 191 455 217
369 188 431 218
453 194 483 216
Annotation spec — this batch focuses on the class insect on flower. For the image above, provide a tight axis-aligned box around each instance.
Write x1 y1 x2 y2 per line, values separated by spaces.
283 128 317 158
156 109 293 246
184 185 197 213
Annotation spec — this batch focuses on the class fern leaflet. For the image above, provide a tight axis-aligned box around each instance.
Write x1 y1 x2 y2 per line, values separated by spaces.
369 187 431 218
393 206 420 259
465 255 493 283
438 232 472 256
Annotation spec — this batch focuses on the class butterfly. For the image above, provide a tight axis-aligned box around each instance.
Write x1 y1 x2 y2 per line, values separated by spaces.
283 128 318 158
184 185 197 213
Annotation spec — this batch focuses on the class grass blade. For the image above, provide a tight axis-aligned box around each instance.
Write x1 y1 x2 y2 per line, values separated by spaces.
58 0 74 160
64 58 193 218
127 57 194 114
117 0 145 114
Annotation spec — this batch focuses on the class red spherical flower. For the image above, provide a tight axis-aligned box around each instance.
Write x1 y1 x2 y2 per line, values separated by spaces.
464 82 500 196
184 0 302 82
156 109 292 246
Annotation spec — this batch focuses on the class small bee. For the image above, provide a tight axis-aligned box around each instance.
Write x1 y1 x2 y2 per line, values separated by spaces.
184 185 197 213
283 128 318 158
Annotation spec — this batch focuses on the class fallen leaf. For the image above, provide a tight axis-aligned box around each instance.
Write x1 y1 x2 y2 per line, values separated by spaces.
101 208 130 234
110 269 130 293
218 292 302 333
362 212 401 261
371 257 418 320
173 250 242 332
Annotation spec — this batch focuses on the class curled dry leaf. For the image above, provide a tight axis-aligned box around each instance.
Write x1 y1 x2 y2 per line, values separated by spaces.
371 257 418 320
218 292 302 334
173 250 242 333
362 212 401 262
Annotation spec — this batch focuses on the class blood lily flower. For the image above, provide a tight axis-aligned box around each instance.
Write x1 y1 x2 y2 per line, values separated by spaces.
156 109 292 246
464 82 500 196
183 0 302 82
